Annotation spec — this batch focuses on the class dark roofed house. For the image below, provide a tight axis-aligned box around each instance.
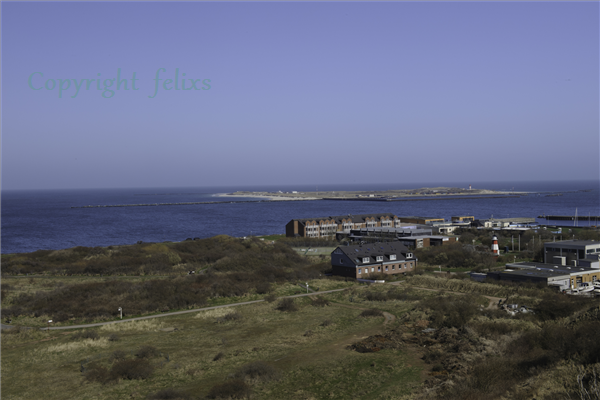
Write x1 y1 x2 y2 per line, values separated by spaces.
331 242 417 279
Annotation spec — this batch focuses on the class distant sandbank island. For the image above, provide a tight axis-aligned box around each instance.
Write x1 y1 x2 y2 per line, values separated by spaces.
218 187 523 201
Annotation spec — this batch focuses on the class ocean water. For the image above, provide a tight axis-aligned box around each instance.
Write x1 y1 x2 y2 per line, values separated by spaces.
2 180 598 254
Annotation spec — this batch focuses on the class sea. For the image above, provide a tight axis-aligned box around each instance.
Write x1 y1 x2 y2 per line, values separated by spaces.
2 180 599 255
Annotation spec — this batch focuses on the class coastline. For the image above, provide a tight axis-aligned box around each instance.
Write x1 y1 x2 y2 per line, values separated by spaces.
213 193 319 201
215 188 528 201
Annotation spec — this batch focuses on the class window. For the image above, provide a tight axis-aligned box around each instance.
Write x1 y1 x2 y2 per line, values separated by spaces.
390 254 396 260
358 268 361 274
371 267 374 272
392 265 395 270
593 276 597 282
378 267 381 271
340 258 344 264
376 256 383 262
385 266 388 271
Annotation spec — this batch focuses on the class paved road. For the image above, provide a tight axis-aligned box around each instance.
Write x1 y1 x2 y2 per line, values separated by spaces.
1 288 353 331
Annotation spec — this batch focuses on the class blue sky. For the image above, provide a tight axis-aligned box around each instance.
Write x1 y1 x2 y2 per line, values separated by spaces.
2 2 598 190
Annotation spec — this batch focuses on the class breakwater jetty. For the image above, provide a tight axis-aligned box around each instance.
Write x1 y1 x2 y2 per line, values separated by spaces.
538 215 600 221
70 200 297 208
322 195 521 202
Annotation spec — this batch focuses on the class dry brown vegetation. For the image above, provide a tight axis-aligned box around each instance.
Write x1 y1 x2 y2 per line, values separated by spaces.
377 275 600 400
1 236 330 324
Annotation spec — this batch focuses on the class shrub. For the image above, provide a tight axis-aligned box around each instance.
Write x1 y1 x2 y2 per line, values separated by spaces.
360 309 383 317
147 388 191 400
72 330 100 341
111 359 154 380
364 291 389 302
108 333 120 342
213 352 225 361
303 330 313 337
206 379 251 399
276 298 298 312
321 319 332 327
110 350 127 362
423 349 443 364
135 345 159 359
255 282 271 294
264 293 278 303
233 361 281 383
84 365 115 385
311 296 330 307
432 364 444 372
2 326 23 335
216 312 243 323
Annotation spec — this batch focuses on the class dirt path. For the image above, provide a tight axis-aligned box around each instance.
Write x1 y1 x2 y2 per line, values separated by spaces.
389 282 503 309
2 288 354 332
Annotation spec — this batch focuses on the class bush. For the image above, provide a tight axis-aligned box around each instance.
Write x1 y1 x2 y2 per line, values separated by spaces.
364 291 389 302
216 312 243 323
213 352 225 361
72 330 100 340
108 333 120 342
233 361 281 383
311 296 330 307
321 319 332 327
135 345 159 359
206 379 251 399
111 359 154 380
423 349 443 364
255 282 271 294
276 298 298 312
360 309 383 317
84 365 115 385
147 388 190 400
110 350 127 362
264 293 278 303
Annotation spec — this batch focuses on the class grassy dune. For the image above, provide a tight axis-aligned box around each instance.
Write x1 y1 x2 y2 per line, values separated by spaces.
1 292 422 400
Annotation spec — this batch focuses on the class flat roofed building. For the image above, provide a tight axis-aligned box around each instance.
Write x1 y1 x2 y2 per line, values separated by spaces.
397 235 458 249
496 261 600 290
452 216 475 222
331 242 417 279
544 240 600 264
397 216 445 225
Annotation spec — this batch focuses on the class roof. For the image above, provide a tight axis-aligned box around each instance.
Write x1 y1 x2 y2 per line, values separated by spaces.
350 227 432 235
294 217 335 224
331 213 397 224
506 261 600 275
493 269 568 279
334 242 412 264
398 216 443 220
544 240 600 249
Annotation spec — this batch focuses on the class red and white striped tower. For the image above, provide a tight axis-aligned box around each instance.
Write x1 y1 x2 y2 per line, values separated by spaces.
491 235 499 257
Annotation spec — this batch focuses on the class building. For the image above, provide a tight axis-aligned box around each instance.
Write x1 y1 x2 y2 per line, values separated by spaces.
544 240 600 265
338 226 432 241
286 213 403 238
331 242 417 279
472 217 536 229
396 235 458 249
452 216 475 223
397 216 445 225
488 261 599 290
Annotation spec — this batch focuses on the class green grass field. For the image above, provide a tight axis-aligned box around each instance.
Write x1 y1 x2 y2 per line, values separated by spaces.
1 291 423 400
